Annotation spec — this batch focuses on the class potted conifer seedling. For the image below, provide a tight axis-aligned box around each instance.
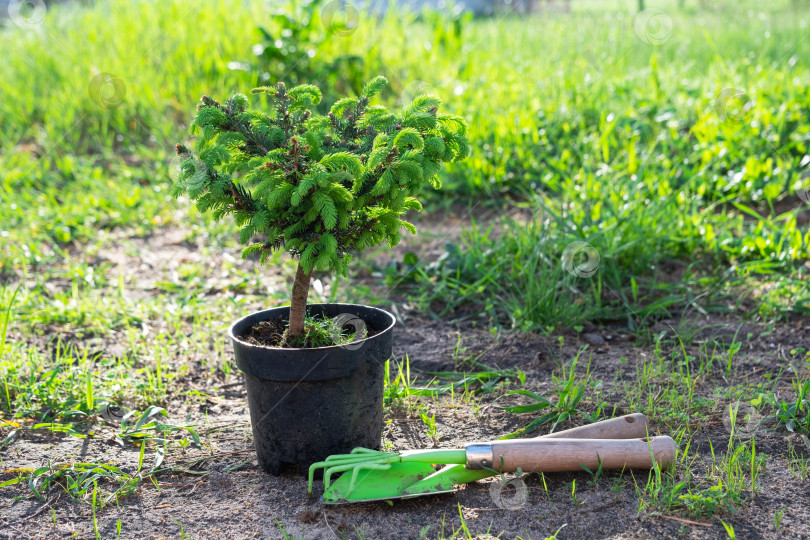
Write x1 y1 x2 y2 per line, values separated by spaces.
171 77 469 474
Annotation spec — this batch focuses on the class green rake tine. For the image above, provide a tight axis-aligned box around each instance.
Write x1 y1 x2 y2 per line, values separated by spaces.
344 462 392 496
321 454 395 471
324 451 391 465
322 455 377 467
349 447 387 455
322 448 394 466
323 462 367 491
309 460 332 495
310 458 350 493
325 447 385 460
324 457 397 490
308 450 401 495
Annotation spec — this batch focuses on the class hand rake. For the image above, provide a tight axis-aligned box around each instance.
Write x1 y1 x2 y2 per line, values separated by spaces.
308 413 676 503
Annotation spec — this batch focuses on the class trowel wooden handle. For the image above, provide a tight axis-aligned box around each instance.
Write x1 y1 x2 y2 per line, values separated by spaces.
479 436 676 473
540 413 649 440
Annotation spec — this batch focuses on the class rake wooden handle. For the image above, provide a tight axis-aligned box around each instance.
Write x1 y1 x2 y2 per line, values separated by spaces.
540 413 649 440
479 436 676 472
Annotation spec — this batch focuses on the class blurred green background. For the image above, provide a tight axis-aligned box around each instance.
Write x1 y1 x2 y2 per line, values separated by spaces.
1 0 809 331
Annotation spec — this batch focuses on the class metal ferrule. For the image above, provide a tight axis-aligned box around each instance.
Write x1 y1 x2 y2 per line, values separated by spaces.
465 444 493 470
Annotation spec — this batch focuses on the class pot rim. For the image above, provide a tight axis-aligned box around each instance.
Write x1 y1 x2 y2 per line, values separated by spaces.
227 302 396 352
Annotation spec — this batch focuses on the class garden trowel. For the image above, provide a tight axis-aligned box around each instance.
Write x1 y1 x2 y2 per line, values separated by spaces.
308 413 677 504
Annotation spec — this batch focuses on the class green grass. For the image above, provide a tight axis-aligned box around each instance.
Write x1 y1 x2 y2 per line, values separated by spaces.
499 350 594 438
634 428 764 519
767 379 810 433
0 461 142 507
281 315 367 348
383 355 524 411
1 0 808 326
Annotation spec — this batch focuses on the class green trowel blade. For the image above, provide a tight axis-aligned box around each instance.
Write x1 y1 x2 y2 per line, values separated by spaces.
402 464 495 496
322 462 496 504
323 461 441 503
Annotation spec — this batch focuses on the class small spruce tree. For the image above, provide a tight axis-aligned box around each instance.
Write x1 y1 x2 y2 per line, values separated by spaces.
172 76 469 343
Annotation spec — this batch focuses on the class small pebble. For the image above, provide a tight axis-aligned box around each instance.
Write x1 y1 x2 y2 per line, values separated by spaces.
583 333 606 346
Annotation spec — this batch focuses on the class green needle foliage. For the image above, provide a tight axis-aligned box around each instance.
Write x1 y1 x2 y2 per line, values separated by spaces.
172 76 469 339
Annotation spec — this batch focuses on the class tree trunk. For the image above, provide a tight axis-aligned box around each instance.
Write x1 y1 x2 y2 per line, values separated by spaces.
288 263 312 338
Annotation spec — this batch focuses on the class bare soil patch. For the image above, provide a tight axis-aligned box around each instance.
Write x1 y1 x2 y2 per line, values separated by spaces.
2 225 809 539
2 313 809 539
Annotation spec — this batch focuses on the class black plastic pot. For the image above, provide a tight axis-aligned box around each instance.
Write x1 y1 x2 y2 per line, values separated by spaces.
228 303 395 475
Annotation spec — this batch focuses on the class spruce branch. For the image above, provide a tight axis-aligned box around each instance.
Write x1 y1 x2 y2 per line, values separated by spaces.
172 76 469 337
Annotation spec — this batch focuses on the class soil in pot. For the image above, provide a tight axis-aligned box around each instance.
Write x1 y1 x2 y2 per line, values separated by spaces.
238 314 379 349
